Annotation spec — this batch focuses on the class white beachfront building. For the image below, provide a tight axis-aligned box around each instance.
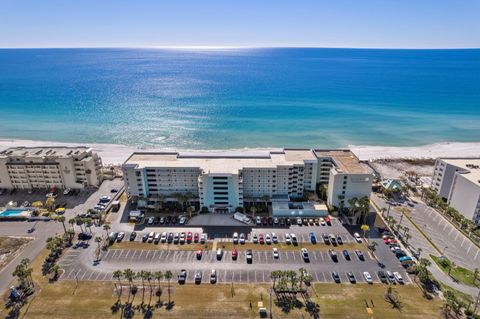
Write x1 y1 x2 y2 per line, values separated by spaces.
431 158 480 225
0 146 103 190
314 150 373 209
122 148 373 214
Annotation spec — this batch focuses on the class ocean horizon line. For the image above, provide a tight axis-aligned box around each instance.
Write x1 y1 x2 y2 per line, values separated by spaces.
1 46 479 50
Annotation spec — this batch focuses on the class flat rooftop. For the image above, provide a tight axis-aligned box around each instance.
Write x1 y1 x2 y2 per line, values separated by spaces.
0 146 92 159
441 158 480 186
124 149 316 174
314 149 371 174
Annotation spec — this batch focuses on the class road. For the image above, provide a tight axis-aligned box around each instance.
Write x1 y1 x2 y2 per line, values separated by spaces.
372 193 480 297
0 178 124 294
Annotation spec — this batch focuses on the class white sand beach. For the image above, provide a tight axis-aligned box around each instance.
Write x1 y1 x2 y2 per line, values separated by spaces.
0 138 479 165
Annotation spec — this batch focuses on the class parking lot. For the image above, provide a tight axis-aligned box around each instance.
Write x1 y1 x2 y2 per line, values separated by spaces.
59 245 410 285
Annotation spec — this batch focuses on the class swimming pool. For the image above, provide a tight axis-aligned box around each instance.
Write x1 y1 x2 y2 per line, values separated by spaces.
0 209 28 217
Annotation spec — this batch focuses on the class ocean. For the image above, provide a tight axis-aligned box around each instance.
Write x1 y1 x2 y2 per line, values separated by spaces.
0 48 479 150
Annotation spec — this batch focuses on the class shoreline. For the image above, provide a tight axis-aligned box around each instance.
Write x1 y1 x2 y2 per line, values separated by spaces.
0 138 479 165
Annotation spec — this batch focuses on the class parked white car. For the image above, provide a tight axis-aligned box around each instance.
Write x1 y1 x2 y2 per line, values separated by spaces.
233 232 239 244
160 232 167 243
354 232 362 243
271 233 278 244
393 272 404 284
363 272 373 284
285 233 292 244
272 248 279 259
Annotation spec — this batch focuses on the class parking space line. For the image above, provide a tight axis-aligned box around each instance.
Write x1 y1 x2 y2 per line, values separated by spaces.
474 250 479 261
80 270 88 280
314 272 319 282
321 272 326 282
262 271 265 282
461 238 466 247
466 243 473 254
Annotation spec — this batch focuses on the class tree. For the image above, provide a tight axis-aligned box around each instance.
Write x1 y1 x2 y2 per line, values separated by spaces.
154 271 163 304
144 271 153 306
358 196 370 224
360 224 370 239
261 195 270 210
103 223 111 239
137 270 147 305
113 270 123 301
270 270 281 290
13 258 34 289
48 264 60 279
186 206 195 218
94 236 102 261
123 268 135 303
369 241 378 251
164 270 173 305
68 217 76 232
57 216 67 236
250 206 258 220
473 268 479 286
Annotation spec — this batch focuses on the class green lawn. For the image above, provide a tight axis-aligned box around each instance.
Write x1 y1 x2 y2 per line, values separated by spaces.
430 254 479 287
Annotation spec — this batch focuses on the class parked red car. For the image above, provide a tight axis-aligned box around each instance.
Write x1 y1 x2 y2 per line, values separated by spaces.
232 248 238 260
194 233 199 243
325 216 331 226
259 234 265 244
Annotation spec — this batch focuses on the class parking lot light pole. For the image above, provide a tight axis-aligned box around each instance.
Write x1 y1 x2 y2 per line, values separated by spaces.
441 246 448 257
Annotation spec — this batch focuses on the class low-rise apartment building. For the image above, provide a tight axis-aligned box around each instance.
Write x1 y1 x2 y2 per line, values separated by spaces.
432 158 480 225
122 148 373 214
0 146 103 190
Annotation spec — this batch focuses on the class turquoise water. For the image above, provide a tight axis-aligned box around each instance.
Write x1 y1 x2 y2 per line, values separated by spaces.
0 48 479 149
0 209 26 217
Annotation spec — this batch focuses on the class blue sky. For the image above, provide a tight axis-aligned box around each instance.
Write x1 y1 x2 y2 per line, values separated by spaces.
1 0 479 48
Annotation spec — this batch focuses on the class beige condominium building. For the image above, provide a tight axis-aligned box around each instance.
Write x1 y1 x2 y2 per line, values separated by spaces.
122 148 373 214
432 158 480 225
314 150 373 209
0 146 103 190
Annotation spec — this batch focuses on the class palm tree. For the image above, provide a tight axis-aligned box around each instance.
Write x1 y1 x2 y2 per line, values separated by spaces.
250 206 258 220
57 215 67 236
261 195 270 210
164 270 173 304
144 271 153 306
123 268 135 303
68 217 76 232
113 270 123 301
358 196 370 224
137 270 147 305
473 268 479 286
347 197 358 218
48 264 60 279
186 206 195 218
103 223 111 238
94 236 102 261
154 271 163 304
270 270 280 290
